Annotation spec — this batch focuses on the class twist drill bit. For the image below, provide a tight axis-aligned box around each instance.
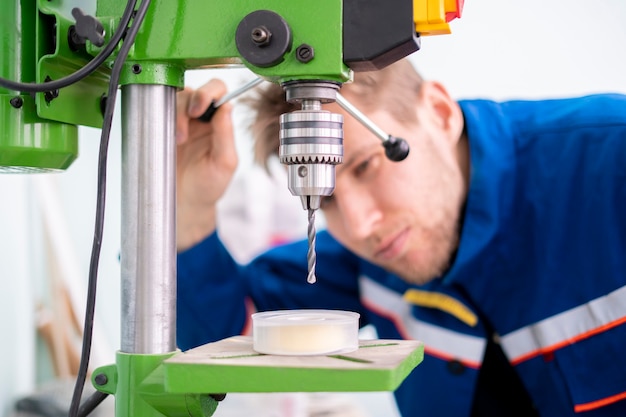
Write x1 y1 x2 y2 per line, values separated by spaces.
307 208 317 284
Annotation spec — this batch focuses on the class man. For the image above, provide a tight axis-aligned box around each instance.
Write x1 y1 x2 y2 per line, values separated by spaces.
175 59 626 416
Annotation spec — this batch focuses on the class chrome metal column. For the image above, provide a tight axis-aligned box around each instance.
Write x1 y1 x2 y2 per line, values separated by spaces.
121 84 176 354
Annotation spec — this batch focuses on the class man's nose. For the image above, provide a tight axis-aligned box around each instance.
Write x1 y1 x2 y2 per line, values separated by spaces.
336 186 382 240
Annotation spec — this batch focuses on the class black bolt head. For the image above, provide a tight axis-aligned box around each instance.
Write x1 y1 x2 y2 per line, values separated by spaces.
94 373 108 386
251 26 271 46
296 44 314 63
210 393 227 402
9 97 23 108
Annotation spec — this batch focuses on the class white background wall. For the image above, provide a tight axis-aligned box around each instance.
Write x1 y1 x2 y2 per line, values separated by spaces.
1 1 626 416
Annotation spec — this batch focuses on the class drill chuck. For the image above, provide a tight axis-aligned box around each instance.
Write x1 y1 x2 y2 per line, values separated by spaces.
279 107 343 210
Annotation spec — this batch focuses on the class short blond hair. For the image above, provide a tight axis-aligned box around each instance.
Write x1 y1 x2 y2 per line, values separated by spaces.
246 59 423 169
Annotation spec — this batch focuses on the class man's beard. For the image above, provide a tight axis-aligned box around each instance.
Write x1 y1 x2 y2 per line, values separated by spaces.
386 215 463 286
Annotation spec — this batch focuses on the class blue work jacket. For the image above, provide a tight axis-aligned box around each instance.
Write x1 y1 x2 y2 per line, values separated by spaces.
177 94 626 416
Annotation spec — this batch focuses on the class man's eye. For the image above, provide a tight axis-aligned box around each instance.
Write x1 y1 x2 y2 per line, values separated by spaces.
320 194 335 209
354 159 370 176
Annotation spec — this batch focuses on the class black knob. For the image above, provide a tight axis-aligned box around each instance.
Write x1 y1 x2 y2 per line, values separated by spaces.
72 8 105 47
235 10 292 68
383 136 410 161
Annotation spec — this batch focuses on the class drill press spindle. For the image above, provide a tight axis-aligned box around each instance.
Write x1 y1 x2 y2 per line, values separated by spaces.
279 82 344 284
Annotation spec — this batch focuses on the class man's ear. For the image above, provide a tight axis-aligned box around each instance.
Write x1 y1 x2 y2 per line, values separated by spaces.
417 81 464 143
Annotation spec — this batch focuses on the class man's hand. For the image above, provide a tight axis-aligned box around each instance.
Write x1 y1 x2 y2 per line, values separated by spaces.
176 79 237 252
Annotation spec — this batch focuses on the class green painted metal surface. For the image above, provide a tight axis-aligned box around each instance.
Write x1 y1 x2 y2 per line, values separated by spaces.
16 0 352 130
0 0 78 172
92 338 423 417
0 94 78 172
1 0 32 92
95 0 351 84
93 352 221 417
37 0 110 128
162 337 424 393
118 62 184 88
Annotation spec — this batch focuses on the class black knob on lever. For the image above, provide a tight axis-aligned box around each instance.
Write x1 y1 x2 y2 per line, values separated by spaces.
195 77 264 123
383 135 410 161
334 93 411 163
197 101 218 122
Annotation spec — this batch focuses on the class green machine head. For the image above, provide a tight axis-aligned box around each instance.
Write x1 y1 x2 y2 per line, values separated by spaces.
1 0 429 173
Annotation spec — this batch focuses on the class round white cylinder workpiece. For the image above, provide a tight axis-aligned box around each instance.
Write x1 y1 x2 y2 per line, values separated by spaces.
252 310 360 356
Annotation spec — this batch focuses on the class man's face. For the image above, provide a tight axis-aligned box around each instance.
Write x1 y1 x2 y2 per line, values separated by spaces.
321 87 467 285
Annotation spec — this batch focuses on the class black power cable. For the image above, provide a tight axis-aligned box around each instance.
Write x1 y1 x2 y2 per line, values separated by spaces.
0 0 137 93
67 1 152 417
77 391 109 417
